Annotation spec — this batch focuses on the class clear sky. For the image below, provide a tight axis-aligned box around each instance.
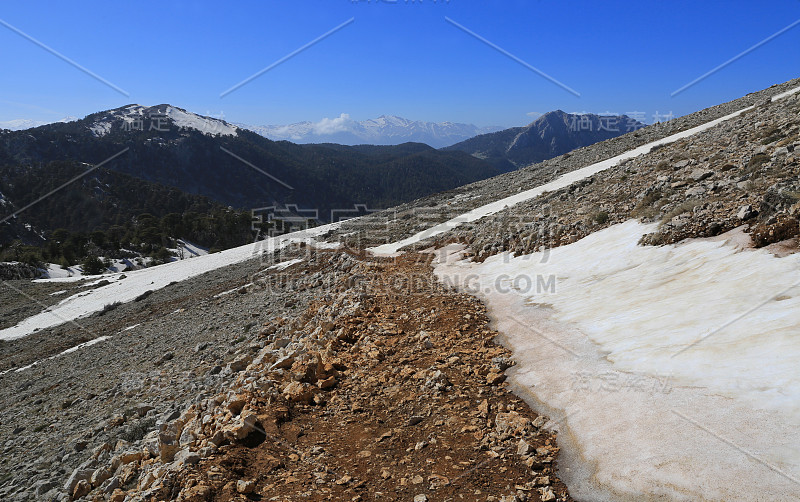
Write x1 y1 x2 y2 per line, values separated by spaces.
1 0 798 128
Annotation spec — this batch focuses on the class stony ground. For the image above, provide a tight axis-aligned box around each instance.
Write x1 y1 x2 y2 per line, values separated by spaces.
84 249 571 502
0 246 573 502
0 249 319 501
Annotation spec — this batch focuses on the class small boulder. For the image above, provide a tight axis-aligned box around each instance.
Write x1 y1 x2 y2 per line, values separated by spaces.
109 489 127 502
236 479 256 494
283 381 314 404
689 168 713 182
174 448 201 466
72 479 91 499
517 438 533 456
227 355 252 373
486 370 506 385
63 468 93 494
317 375 337 390
738 204 757 220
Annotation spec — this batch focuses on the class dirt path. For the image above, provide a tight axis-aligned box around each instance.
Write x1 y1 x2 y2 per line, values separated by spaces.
120 250 572 502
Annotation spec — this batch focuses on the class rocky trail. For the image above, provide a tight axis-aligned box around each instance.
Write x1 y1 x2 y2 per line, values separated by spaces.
87 249 571 501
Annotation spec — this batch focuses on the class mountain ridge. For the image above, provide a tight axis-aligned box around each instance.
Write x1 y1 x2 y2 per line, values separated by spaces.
0 104 504 244
444 110 645 171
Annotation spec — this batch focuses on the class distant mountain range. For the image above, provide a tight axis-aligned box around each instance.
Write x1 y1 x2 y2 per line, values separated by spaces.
0 105 642 248
445 110 645 171
0 105 503 244
0 117 78 131
238 114 504 148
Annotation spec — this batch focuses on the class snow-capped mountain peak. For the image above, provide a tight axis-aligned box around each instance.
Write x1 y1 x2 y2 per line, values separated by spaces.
238 114 502 148
86 104 238 138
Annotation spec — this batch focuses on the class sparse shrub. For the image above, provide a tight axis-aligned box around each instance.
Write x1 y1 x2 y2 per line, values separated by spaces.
760 127 784 145
776 134 798 147
662 200 698 222
98 301 121 316
593 211 610 224
641 190 662 207
118 418 156 443
747 153 769 171
633 190 664 219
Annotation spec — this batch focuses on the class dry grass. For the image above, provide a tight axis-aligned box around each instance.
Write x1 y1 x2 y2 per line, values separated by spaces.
661 200 699 222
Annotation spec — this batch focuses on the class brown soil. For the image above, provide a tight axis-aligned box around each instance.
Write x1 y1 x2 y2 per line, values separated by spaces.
170 252 572 502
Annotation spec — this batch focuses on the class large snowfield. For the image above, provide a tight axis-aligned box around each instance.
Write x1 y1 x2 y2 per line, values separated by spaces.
434 222 800 501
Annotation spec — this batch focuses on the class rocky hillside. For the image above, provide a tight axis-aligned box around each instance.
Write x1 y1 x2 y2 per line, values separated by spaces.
439 86 800 261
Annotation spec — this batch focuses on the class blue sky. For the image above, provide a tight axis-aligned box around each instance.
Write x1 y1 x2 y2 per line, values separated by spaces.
1 0 798 128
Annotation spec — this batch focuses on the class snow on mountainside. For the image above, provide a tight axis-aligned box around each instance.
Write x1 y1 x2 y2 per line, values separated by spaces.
87 104 238 137
239 114 502 148
0 116 77 131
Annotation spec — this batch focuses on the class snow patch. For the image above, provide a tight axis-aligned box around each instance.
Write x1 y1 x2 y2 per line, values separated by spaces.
0 223 340 340
435 220 800 501
89 121 112 137
0 116 77 131
266 258 303 271
166 106 237 137
3 335 112 375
